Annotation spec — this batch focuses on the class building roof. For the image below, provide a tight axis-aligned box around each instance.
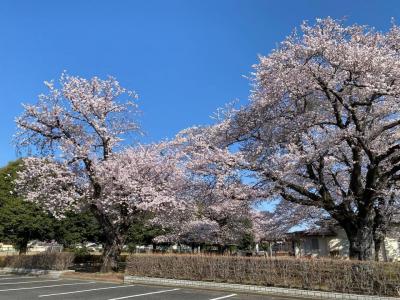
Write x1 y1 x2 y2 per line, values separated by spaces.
287 227 337 238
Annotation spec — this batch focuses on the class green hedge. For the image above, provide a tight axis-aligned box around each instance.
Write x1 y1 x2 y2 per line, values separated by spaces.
126 254 400 297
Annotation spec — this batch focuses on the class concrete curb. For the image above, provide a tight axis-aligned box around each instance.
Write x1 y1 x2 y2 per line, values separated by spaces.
0 267 72 278
124 275 400 300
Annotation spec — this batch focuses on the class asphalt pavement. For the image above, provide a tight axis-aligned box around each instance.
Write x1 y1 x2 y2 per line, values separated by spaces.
0 274 292 300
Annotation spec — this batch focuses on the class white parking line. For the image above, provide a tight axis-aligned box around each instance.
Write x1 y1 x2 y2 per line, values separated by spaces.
0 281 96 292
39 285 135 297
209 294 237 300
107 288 180 300
0 276 34 280
0 279 61 285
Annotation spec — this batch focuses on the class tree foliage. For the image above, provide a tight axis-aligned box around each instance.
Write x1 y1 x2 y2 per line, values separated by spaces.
0 160 54 253
187 18 400 260
1 160 165 255
53 211 104 250
14 74 183 271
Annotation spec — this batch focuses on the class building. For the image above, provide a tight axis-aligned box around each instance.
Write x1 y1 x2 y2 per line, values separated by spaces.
264 225 400 261
0 243 17 253
27 240 63 253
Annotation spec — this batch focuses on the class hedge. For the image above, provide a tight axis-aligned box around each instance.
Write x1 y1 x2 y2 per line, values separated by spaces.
72 254 127 272
126 254 400 297
0 252 74 271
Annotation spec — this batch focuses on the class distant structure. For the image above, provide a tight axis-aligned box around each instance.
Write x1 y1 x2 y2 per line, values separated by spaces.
0 243 17 254
262 224 400 262
27 240 63 253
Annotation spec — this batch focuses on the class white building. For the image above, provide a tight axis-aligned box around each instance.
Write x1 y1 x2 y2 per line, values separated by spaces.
265 226 400 261
0 243 17 253
27 240 63 253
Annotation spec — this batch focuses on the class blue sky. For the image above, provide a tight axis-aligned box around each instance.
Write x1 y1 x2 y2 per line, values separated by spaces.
0 0 399 166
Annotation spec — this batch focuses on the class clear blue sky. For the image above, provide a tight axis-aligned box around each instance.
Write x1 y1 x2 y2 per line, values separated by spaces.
0 0 399 166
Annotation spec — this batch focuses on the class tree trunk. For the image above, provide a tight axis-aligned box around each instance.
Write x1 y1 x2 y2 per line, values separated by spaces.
381 241 388 262
374 237 388 262
344 224 374 260
17 239 29 255
374 238 382 261
373 203 390 262
90 203 128 273
101 238 123 273
18 244 28 255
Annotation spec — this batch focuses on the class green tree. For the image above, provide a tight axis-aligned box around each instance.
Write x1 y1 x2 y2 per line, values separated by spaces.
125 215 164 252
54 211 104 249
0 160 55 253
0 160 166 255
236 218 255 251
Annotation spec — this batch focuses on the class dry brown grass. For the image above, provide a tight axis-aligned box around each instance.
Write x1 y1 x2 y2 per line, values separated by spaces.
0 252 74 271
61 271 124 283
126 254 400 297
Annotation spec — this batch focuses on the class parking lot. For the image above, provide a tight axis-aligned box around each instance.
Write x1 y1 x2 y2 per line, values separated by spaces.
0 275 288 300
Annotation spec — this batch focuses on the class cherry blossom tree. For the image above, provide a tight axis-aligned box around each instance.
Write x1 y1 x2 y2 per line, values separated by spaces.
206 18 400 260
251 203 324 244
14 74 181 271
152 129 257 251
154 189 253 251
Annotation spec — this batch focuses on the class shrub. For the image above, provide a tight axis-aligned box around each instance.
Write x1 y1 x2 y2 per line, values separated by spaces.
73 253 103 265
0 252 74 271
126 254 400 297
72 254 127 272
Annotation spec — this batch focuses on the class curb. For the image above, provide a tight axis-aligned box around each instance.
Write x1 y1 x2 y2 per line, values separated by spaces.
0 267 72 278
124 276 399 300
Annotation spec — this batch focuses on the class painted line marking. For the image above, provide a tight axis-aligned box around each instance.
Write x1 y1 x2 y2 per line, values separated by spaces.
0 281 96 292
209 294 237 300
0 279 61 285
107 288 180 300
0 276 35 280
39 285 135 297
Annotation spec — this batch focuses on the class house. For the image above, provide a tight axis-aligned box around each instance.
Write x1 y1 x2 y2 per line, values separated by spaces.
27 240 63 253
0 243 17 253
75 242 103 253
263 225 400 261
